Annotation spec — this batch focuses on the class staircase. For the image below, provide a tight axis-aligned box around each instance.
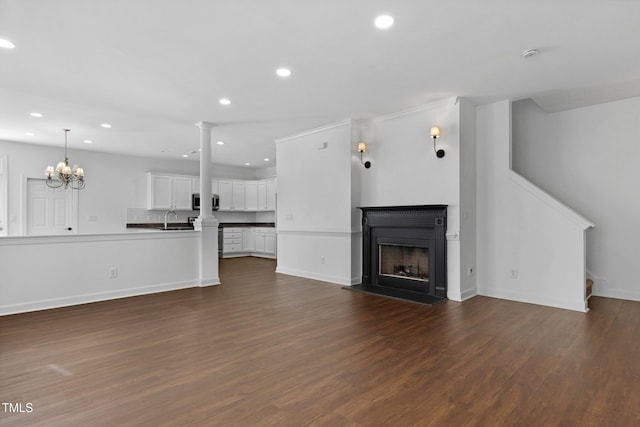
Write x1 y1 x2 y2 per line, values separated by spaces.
586 279 594 307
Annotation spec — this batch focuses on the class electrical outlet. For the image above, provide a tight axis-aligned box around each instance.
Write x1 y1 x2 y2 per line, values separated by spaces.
109 267 118 279
510 269 518 279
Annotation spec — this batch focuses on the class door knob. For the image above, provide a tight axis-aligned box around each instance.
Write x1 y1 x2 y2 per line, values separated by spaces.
67 227 72 231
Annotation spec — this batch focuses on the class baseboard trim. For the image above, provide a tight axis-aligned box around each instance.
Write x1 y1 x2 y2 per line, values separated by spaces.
275 267 352 286
592 288 640 302
477 286 587 313
198 278 221 287
0 280 199 316
460 287 478 301
448 287 477 302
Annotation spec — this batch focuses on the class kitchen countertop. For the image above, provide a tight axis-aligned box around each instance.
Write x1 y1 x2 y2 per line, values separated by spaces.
126 223 195 231
126 222 276 230
218 222 275 228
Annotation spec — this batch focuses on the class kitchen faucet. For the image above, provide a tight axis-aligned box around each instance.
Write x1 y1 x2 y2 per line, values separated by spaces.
164 208 178 230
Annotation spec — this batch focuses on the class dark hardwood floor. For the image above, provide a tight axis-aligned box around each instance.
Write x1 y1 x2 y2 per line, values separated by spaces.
2 257 640 426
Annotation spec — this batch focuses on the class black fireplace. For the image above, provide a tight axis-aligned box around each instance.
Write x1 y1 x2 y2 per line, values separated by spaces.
359 205 447 300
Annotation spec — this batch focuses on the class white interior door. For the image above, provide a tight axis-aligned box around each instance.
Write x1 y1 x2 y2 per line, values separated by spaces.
27 178 75 235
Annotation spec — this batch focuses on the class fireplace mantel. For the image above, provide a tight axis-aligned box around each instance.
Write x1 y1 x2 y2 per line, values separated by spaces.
358 205 448 299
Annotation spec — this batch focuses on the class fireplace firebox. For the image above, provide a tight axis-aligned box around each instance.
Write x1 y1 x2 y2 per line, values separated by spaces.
359 205 447 300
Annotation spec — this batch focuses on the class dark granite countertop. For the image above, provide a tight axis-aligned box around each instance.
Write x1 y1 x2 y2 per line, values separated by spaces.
127 222 275 230
218 222 275 228
126 223 194 230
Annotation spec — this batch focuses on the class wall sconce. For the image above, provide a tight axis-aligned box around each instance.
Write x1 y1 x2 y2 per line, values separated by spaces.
357 141 371 168
430 126 445 158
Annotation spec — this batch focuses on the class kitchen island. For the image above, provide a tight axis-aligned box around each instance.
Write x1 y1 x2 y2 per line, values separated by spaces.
0 227 218 316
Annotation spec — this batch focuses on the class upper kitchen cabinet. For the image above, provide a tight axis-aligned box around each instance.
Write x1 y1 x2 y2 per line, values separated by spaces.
232 181 246 210
146 173 194 210
245 181 258 211
211 178 276 212
257 178 276 211
234 178 276 212
218 179 246 211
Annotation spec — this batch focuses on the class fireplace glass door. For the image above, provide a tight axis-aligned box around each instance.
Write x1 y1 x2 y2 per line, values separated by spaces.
378 244 429 288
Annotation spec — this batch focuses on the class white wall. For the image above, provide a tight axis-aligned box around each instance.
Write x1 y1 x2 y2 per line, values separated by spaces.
476 100 593 312
274 99 472 297
275 121 358 285
459 98 477 300
512 97 640 301
0 155 6 236
0 231 200 315
359 98 464 300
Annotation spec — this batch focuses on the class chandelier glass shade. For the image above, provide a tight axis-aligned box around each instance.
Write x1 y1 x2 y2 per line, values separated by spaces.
44 129 85 190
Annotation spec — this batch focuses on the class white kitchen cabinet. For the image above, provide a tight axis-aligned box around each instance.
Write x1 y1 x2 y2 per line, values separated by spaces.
218 180 233 210
245 181 258 211
148 174 172 209
218 180 247 211
173 176 193 210
232 181 246 210
257 178 276 211
265 179 276 211
222 226 276 258
211 179 219 195
254 230 265 253
242 227 255 252
223 227 243 255
264 231 276 254
147 173 193 210
254 227 276 256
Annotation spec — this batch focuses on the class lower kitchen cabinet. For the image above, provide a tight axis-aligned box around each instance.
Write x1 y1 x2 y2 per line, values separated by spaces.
242 227 255 252
222 228 243 255
254 228 276 255
222 226 276 258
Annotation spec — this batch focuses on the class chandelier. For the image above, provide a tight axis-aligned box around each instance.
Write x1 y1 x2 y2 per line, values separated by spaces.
44 128 85 190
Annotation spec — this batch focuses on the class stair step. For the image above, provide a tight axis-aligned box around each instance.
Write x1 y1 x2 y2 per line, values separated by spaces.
586 279 594 299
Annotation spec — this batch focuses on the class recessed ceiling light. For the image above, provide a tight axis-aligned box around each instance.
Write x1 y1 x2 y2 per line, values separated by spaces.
264 158 270 162
217 141 224 145
30 112 43 118
182 154 189 158
276 67 291 77
374 15 394 29
24 132 35 136
83 140 93 144
244 162 251 166
0 38 16 49
100 123 112 128
219 98 231 106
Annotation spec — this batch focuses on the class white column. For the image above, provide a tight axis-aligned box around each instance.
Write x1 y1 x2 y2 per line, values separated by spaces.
196 121 215 219
194 121 220 287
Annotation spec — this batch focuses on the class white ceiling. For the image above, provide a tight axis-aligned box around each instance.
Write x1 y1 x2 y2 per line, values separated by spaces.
1 0 639 168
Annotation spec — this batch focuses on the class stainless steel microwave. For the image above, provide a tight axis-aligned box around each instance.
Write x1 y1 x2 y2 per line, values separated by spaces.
192 193 220 211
